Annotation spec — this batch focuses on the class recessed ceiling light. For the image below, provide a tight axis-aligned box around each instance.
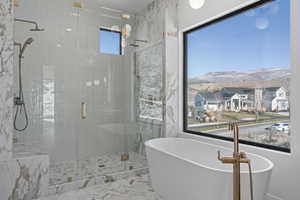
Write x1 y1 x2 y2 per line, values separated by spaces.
94 80 100 86
121 14 130 20
189 0 205 9
66 28 72 32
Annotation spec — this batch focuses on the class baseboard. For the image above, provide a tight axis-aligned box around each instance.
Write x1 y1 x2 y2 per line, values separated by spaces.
266 193 284 200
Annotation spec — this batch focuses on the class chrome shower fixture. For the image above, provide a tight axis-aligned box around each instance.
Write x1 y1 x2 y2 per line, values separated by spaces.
130 39 148 48
13 37 34 132
15 18 45 32
134 39 148 43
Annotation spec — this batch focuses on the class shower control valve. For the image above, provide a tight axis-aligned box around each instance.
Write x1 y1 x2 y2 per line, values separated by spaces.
14 97 24 105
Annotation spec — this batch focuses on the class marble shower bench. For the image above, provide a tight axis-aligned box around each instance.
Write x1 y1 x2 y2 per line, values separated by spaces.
0 151 49 200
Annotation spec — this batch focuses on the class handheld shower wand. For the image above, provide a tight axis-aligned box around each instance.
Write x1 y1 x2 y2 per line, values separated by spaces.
14 37 34 131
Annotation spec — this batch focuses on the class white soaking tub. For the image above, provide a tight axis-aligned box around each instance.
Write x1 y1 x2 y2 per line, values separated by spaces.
145 138 273 200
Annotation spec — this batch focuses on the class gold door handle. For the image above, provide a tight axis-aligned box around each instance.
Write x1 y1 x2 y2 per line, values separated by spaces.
81 102 87 119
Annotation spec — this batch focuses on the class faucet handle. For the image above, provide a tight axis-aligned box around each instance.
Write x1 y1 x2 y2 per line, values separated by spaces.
239 152 251 164
217 150 235 164
217 150 222 160
240 152 247 159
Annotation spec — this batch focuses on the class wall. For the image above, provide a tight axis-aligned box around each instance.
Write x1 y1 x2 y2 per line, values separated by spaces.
134 0 169 150
0 0 13 161
134 0 179 143
0 154 49 200
164 0 179 138
175 0 300 199
0 2 50 200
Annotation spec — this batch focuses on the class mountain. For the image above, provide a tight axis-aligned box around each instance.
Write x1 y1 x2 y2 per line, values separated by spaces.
189 68 291 83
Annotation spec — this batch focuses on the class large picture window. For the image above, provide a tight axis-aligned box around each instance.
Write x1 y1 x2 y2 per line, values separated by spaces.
183 0 291 152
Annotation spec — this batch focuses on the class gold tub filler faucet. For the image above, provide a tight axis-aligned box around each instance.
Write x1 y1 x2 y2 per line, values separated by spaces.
217 121 254 200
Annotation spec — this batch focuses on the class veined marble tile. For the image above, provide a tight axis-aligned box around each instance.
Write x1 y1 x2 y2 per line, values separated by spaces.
96 154 125 176
0 0 14 161
39 173 162 200
0 154 49 200
134 0 180 139
47 167 149 196
136 43 164 122
49 152 148 187
165 0 179 138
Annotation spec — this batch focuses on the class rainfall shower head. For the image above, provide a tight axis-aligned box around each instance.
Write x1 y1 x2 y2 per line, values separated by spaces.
20 37 34 57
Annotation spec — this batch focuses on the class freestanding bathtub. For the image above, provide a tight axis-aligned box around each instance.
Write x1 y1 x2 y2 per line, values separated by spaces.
145 138 273 200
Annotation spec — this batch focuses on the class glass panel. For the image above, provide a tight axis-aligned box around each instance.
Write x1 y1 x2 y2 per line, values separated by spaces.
13 0 148 187
184 0 290 151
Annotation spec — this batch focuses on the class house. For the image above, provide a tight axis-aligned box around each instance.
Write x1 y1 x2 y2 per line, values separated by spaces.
220 87 290 112
261 87 289 112
195 92 223 111
225 93 254 112
220 87 255 112
187 88 201 117
271 87 289 111
193 92 223 121
190 86 289 117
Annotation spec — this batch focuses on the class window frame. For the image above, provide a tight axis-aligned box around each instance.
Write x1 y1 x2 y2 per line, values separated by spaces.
99 28 122 55
182 0 291 153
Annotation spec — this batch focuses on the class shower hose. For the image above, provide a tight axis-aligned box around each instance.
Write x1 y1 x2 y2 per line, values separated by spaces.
14 55 29 131
248 161 254 200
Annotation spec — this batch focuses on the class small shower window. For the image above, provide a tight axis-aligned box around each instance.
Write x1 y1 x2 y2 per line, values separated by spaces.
99 28 122 55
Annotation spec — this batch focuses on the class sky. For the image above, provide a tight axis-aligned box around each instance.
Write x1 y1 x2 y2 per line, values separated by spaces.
187 0 290 78
100 29 121 55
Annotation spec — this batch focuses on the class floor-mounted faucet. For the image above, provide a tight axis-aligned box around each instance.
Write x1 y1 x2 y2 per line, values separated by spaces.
217 121 254 200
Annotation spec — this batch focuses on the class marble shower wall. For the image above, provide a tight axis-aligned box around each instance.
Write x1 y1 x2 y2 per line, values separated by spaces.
0 2 50 200
0 0 13 161
135 0 179 141
134 0 165 149
164 0 179 138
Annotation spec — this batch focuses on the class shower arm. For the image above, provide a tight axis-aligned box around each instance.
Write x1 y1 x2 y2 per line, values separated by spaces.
15 18 38 28
135 39 148 43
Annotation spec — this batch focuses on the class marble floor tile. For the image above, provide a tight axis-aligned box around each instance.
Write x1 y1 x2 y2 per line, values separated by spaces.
38 174 162 200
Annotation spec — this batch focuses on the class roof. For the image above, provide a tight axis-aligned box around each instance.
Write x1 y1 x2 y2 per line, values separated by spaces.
219 87 254 98
195 92 222 103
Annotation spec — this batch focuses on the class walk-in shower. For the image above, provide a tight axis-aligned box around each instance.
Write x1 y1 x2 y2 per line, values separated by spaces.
10 1 164 198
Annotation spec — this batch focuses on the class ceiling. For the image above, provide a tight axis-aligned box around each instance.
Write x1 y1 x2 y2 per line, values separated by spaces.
95 0 154 14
